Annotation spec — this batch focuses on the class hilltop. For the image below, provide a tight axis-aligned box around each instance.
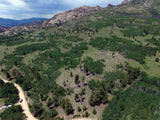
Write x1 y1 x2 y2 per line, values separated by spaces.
0 0 160 120
42 6 102 27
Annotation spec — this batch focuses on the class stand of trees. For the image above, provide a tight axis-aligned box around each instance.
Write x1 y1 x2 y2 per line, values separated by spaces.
82 57 105 75
90 36 158 64
89 81 108 106
60 98 73 115
0 81 19 105
0 105 24 120
102 75 160 120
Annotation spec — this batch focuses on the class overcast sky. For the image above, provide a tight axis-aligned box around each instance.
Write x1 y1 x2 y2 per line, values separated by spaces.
0 0 124 20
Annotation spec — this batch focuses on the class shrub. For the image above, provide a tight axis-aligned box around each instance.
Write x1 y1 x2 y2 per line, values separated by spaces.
155 58 159 62
92 109 97 115
83 111 90 117
77 106 81 112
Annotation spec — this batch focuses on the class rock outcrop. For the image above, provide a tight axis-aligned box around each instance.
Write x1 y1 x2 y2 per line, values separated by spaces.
42 6 102 27
121 0 133 4
107 4 114 8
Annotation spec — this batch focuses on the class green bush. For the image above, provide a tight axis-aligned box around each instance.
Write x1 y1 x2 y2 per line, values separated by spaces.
83 111 90 117
92 109 97 115
60 98 73 115
77 106 81 112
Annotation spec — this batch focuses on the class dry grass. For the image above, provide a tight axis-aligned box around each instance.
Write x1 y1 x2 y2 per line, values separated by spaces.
0 45 15 59
56 66 108 120
56 48 139 120
143 51 160 77
0 99 4 108
56 45 160 119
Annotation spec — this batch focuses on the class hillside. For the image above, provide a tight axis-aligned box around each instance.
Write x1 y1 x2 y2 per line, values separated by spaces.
113 0 160 17
42 6 102 27
0 0 160 120
1 6 103 36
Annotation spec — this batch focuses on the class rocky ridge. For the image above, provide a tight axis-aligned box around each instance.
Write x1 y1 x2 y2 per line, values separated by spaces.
1 6 102 36
42 6 102 27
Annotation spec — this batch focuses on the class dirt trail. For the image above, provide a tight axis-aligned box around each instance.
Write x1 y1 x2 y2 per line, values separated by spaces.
0 76 38 120
0 75 93 120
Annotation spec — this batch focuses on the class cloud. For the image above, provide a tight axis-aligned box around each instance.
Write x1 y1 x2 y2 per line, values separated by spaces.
0 0 124 20
0 0 32 19
59 0 124 8
8 0 26 8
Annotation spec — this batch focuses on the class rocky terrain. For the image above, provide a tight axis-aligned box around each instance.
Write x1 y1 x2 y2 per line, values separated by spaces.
42 6 102 27
1 6 102 36
0 26 8 33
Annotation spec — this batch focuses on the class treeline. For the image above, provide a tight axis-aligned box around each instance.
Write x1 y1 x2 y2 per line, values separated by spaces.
14 43 52 55
90 36 158 64
0 35 24 45
78 12 160 38
0 34 43 46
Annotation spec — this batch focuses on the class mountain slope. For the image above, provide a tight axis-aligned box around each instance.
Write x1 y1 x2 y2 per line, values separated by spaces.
1 6 102 36
110 0 160 17
0 0 160 120
0 18 47 27
42 6 102 27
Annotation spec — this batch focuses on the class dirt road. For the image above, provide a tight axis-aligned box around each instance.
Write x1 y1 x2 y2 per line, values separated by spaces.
0 75 94 120
0 76 38 120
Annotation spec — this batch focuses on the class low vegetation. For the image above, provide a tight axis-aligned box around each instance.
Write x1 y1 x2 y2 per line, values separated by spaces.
0 0 160 119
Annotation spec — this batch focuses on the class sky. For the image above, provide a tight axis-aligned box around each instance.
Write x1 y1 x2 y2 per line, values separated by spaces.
0 0 124 20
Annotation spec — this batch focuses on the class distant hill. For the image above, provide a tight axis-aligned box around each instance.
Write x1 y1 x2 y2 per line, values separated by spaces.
1 6 103 35
0 25 8 32
0 18 48 27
